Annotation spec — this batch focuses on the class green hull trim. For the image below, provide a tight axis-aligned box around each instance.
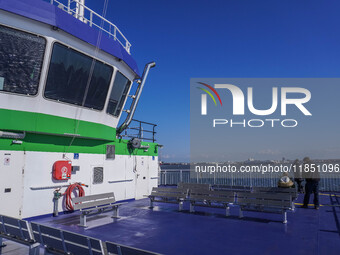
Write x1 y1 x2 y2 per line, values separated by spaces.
0 108 116 140
0 109 158 156
0 133 158 156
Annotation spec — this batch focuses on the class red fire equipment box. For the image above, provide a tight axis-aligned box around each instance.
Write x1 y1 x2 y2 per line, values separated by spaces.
53 160 72 180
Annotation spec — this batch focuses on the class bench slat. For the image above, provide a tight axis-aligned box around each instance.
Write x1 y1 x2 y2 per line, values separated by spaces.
237 192 291 200
73 192 114 203
238 198 292 207
178 183 210 191
74 198 117 210
190 190 234 196
150 194 185 200
152 187 187 193
81 202 126 213
190 195 234 203
150 191 186 196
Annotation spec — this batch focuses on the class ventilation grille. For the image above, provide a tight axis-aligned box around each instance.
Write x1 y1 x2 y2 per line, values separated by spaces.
106 145 115 160
93 167 104 184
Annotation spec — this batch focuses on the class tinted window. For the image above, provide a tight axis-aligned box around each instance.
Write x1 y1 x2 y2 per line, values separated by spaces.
0 25 45 95
107 72 131 117
45 43 112 110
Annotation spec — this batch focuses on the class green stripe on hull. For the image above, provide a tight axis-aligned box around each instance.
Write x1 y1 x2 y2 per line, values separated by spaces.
0 133 158 156
0 109 158 156
0 108 116 140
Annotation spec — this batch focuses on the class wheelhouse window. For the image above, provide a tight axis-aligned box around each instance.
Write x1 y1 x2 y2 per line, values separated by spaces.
0 25 45 95
44 43 113 110
107 72 131 117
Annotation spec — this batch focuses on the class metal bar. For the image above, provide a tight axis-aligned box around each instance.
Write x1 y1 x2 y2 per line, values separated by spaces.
132 119 158 126
17 220 24 239
0 216 6 233
90 11 93 27
60 231 67 253
86 237 94 255
116 62 156 134
126 127 155 133
36 225 43 244
119 135 155 141
67 0 70 13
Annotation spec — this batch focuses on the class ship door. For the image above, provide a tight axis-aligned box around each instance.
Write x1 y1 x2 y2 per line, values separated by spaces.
0 151 24 218
135 156 149 199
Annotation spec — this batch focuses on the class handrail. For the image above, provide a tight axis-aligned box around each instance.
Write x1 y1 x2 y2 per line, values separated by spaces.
117 62 156 135
49 0 132 54
120 119 157 143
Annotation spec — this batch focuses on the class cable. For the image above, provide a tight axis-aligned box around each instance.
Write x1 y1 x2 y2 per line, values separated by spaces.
64 183 85 211
66 0 110 153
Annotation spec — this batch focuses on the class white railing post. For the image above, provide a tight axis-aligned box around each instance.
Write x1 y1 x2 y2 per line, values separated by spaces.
67 0 71 14
90 11 93 27
126 42 131 54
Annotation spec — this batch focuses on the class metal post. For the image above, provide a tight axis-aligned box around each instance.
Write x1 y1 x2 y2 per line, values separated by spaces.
0 237 6 248
226 206 230 217
239 207 243 218
28 244 40 255
112 207 119 218
90 12 93 27
117 246 123 255
283 211 287 224
79 214 87 227
179 201 183 211
139 122 142 139
149 199 154 208
190 203 195 213
67 0 70 14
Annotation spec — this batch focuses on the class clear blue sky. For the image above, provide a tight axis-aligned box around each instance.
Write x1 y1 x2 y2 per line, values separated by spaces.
84 0 340 162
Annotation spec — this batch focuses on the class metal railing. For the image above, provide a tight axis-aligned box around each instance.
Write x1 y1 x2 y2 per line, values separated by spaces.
120 119 157 142
49 0 132 54
159 169 340 192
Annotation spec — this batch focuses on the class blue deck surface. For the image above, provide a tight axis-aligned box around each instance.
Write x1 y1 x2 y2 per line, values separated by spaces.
32 193 340 255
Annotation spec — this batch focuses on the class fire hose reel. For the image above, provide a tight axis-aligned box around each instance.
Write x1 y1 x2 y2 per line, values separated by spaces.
53 160 72 180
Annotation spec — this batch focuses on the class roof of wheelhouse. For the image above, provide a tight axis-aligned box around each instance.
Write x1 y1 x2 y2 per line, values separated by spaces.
0 0 140 76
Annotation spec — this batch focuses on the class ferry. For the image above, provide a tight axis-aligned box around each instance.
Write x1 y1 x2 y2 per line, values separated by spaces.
0 0 159 219
0 1 339 255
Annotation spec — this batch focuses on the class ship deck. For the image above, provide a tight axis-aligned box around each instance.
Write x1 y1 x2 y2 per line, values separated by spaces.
2 192 340 255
